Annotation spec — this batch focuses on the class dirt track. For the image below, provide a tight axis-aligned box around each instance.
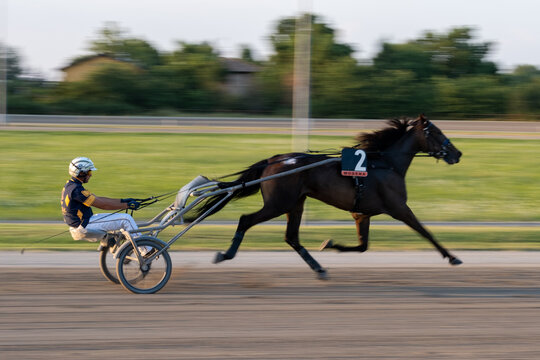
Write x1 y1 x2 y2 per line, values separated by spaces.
3 261 540 359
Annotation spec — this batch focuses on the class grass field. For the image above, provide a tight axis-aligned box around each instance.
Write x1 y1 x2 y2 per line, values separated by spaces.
1 130 538 222
0 130 538 250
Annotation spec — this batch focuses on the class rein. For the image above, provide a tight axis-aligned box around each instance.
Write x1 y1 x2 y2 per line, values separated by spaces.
133 191 178 209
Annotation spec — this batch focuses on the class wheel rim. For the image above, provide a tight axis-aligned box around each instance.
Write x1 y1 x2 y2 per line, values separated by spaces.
117 239 171 294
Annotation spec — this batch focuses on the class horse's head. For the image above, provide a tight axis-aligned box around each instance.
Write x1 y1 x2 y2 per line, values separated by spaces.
414 114 462 164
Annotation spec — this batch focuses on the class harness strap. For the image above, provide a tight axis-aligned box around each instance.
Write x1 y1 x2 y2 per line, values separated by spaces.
353 176 365 213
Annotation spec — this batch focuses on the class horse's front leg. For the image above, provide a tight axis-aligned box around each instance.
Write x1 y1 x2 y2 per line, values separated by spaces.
320 214 370 252
213 229 245 263
390 205 462 265
214 205 280 264
213 213 261 263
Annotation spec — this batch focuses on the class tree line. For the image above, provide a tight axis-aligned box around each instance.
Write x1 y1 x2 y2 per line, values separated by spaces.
5 15 540 119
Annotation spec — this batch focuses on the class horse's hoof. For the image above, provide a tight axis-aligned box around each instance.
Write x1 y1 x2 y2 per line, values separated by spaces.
213 252 226 264
319 239 334 251
317 269 329 280
449 257 463 266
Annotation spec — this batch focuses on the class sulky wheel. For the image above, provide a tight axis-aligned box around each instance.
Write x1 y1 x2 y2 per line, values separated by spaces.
115 237 172 294
99 234 128 284
99 246 120 284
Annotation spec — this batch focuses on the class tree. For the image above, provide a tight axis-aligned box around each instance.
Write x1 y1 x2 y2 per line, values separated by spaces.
432 75 508 118
3 45 51 114
260 14 359 116
4 45 23 81
374 27 498 79
511 65 540 83
153 42 225 111
89 22 162 68
516 78 540 115
50 64 145 114
239 45 256 63
373 42 434 80
508 66 540 116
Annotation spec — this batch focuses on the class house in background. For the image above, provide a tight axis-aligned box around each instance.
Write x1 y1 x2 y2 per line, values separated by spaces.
60 54 140 82
219 58 261 97
60 54 261 97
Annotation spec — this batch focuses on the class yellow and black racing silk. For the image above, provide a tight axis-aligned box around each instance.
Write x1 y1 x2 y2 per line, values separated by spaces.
61 177 96 227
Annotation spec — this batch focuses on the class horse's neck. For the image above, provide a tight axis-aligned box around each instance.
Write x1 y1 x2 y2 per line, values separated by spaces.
386 130 421 176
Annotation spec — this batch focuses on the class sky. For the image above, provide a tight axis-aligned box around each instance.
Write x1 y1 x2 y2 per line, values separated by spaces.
3 0 540 81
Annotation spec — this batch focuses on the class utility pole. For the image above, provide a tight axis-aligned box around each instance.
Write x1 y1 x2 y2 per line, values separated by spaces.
0 1 7 126
292 4 312 153
292 2 312 224
0 42 7 126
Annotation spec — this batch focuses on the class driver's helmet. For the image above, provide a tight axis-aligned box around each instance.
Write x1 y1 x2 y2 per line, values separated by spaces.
69 157 97 177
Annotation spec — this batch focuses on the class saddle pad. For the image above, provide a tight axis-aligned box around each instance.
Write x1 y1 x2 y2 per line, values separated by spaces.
341 148 368 177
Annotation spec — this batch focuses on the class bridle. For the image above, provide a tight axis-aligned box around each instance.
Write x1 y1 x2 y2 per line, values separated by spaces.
423 121 451 159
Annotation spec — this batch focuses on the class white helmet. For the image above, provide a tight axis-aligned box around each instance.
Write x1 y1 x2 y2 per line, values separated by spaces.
69 157 97 177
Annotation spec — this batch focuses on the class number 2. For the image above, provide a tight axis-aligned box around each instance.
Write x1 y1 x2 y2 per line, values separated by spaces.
354 150 366 171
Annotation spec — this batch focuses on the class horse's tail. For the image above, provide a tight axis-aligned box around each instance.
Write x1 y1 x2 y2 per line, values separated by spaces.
183 159 268 222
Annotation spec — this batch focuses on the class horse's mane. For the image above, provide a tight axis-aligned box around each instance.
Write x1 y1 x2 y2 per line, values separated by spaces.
354 118 412 152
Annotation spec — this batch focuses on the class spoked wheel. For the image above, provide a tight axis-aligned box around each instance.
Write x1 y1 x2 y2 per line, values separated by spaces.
116 238 172 294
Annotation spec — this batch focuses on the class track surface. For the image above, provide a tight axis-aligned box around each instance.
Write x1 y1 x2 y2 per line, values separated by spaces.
2 251 540 359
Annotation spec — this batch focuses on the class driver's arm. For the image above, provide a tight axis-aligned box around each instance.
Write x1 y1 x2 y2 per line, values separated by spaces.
92 196 128 210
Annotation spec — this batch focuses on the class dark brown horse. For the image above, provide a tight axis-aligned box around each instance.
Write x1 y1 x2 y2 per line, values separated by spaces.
187 115 463 279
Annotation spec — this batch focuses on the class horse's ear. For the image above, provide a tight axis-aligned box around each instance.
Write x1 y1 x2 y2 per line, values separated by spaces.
417 113 429 125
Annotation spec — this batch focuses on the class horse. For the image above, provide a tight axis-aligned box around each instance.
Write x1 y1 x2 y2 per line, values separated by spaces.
186 115 463 279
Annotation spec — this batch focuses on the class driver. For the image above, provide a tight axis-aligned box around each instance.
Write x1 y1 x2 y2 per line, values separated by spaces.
61 156 141 247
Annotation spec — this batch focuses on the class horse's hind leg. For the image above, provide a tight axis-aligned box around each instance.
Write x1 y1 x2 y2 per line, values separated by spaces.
285 198 328 280
321 213 370 252
214 205 281 264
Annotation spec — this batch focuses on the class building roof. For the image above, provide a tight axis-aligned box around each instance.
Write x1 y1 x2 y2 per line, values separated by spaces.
60 53 134 71
219 58 261 73
61 53 261 74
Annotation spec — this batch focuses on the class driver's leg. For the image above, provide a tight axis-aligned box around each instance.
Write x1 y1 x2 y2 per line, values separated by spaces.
87 213 141 237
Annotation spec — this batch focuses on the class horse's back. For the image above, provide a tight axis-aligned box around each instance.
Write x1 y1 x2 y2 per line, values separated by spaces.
261 153 356 212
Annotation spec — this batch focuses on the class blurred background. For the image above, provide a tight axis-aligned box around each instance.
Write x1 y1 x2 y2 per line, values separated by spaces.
1 0 540 119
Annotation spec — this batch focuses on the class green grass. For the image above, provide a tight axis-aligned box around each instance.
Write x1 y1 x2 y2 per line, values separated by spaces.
3 223 539 251
0 131 539 224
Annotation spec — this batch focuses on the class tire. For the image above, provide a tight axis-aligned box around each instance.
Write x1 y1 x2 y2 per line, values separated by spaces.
98 236 128 284
116 238 172 294
99 247 120 284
